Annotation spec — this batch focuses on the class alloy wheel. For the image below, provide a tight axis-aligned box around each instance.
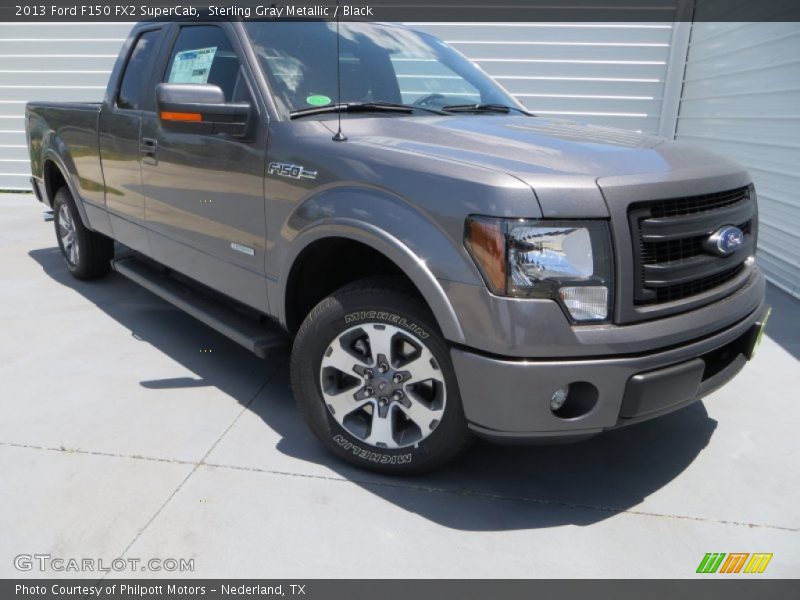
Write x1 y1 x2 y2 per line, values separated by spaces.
57 203 79 266
319 322 447 449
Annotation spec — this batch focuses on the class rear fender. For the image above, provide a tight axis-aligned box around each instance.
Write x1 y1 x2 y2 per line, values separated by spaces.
41 148 90 228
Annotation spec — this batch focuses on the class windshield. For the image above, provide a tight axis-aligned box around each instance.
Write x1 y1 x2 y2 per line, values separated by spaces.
243 21 523 116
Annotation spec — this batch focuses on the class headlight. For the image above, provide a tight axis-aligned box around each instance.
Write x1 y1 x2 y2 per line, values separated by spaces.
465 217 614 322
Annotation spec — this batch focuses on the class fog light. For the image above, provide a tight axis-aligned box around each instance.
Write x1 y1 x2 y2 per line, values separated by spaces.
550 386 570 411
558 286 608 321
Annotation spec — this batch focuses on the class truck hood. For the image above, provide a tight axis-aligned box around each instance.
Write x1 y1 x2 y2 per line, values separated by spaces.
326 115 746 216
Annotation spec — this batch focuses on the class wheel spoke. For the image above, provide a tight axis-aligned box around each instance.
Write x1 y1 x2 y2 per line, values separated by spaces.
323 391 371 421
321 342 370 375
402 348 443 385
365 405 398 449
398 396 443 432
364 325 396 364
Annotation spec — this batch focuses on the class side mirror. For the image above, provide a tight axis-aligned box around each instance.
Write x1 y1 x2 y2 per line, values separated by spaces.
155 83 251 137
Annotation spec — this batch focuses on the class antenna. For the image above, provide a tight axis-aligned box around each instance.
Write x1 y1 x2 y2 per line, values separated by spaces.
332 0 347 142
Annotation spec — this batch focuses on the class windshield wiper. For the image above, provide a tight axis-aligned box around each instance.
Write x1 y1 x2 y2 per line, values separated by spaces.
369 101 448 115
441 103 529 115
290 102 446 119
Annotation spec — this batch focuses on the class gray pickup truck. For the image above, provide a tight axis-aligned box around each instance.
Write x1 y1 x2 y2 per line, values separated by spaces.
26 20 769 474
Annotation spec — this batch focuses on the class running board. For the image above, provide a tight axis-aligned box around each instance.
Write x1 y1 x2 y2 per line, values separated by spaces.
112 256 288 359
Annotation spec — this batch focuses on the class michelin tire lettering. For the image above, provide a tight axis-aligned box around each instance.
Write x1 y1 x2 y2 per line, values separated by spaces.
344 311 430 339
333 435 413 464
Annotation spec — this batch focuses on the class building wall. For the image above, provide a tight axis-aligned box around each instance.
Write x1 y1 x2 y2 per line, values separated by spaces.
674 22 800 297
0 23 132 189
412 22 676 133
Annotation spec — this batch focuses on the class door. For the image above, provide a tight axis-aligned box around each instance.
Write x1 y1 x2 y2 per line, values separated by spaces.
98 27 162 253
140 23 270 312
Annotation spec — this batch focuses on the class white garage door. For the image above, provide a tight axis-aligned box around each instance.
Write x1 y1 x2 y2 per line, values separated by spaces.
413 22 676 133
0 23 133 190
675 22 800 298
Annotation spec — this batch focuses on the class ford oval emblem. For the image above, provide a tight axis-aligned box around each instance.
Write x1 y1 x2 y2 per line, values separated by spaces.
708 225 745 256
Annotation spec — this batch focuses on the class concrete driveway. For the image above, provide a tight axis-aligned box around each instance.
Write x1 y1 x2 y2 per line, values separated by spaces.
1 192 798 578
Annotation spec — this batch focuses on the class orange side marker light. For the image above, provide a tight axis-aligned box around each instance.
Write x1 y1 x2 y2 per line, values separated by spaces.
160 111 202 122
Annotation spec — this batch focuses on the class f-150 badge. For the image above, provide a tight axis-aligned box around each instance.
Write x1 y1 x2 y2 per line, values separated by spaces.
268 162 318 180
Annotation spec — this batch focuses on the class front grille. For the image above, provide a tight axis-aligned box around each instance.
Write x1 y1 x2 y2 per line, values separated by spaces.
629 187 755 306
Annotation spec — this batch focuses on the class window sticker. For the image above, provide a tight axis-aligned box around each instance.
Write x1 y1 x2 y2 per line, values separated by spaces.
306 94 332 106
168 46 218 84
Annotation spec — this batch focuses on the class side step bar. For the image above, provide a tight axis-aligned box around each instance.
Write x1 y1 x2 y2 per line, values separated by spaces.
112 256 288 359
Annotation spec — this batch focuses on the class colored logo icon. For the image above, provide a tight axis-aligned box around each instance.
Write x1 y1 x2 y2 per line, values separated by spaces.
696 552 773 574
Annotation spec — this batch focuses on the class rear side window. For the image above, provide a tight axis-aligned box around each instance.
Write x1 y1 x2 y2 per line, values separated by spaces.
117 30 160 110
165 26 241 102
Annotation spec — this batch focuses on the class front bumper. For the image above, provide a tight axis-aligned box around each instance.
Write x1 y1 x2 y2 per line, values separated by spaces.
440 264 764 358
452 299 770 443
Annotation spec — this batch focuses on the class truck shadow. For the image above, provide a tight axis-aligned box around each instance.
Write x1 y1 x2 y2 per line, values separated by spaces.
31 246 718 531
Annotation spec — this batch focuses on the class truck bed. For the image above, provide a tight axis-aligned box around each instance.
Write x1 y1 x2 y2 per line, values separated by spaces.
26 101 102 111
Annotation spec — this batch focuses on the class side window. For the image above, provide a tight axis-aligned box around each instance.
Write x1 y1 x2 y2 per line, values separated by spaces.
165 26 241 102
117 30 161 110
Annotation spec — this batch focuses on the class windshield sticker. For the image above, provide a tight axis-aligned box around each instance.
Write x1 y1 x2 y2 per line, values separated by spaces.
306 94 332 106
168 47 218 85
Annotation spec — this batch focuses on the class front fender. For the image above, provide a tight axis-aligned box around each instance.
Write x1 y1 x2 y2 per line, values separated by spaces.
271 186 485 343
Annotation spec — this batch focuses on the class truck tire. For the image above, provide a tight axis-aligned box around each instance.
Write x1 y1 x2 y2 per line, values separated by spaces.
53 187 114 280
291 277 472 474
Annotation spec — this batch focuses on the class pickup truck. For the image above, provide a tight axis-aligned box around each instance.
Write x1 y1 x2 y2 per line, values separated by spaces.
26 20 770 474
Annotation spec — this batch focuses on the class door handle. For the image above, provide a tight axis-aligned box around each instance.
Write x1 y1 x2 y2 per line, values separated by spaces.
140 137 158 165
